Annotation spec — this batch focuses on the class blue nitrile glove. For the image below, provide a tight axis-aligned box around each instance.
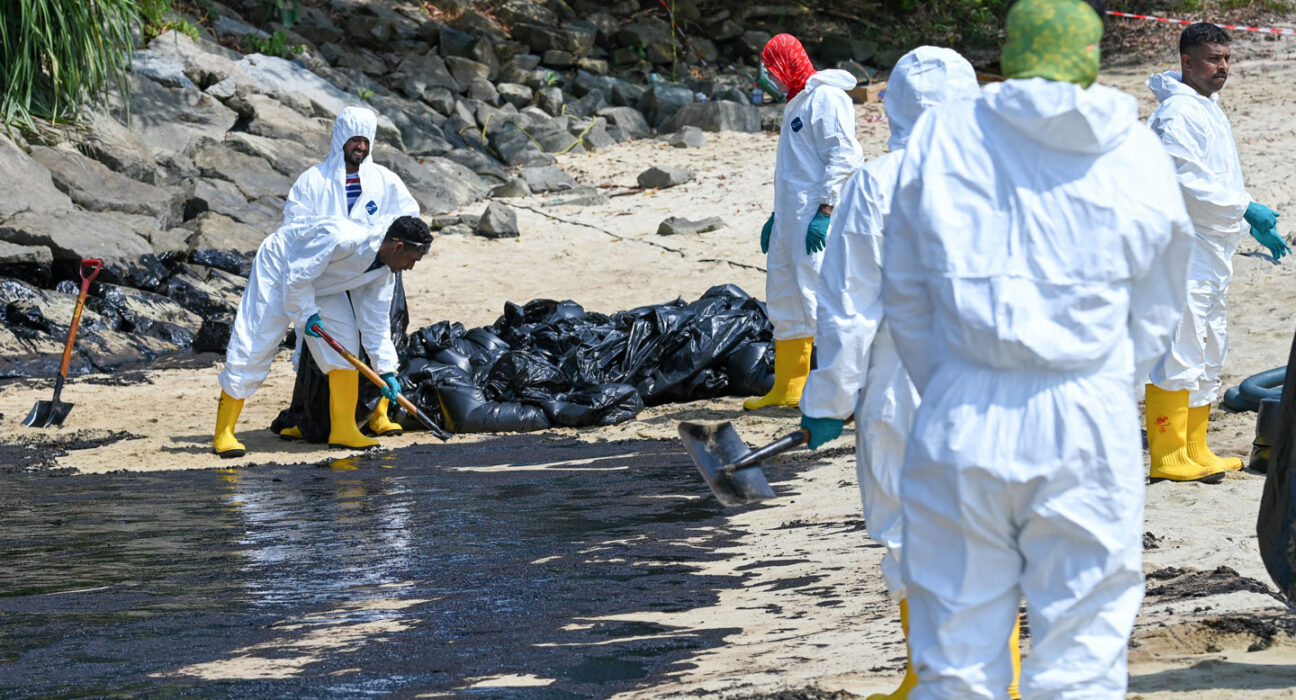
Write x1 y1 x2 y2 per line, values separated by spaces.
1245 201 1280 234
760 213 774 254
304 312 324 338
1252 227 1291 261
806 211 830 254
801 415 845 450
380 372 401 401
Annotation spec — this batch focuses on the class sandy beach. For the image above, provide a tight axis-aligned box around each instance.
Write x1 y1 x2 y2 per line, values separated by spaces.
4 27 1296 697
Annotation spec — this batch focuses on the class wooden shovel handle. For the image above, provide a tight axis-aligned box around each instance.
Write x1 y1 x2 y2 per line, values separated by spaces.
56 259 103 379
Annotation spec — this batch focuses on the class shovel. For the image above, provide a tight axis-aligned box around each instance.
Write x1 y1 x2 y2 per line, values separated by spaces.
679 416 853 506
309 322 453 441
24 259 103 428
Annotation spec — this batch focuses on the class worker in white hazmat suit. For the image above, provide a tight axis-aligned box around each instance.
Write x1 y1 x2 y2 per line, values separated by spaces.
1145 22 1289 483
213 216 432 458
882 0 1194 696
745 33 863 410
280 106 421 440
800 46 1027 700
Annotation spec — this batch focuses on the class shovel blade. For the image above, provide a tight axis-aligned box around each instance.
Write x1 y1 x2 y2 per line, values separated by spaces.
678 420 776 506
23 399 73 428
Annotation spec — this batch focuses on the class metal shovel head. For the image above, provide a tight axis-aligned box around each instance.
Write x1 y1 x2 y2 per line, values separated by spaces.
23 399 73 428
678 420 776 506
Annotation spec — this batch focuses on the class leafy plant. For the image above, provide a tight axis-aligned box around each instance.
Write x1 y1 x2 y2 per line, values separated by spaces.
0 0 142 130
245 30 300 57
357 87 374 100
261 0 301 27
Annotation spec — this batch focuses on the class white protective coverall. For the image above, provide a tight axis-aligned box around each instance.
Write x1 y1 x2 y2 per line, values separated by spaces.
1145 71 1251 407
883 78 1193 698
800 47 980 600
283 106 419 225
767 69 863 340
219 217 398 400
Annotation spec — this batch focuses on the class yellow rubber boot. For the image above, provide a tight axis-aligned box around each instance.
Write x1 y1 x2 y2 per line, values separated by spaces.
1008 613 1021 699
1186 404 1243 471
743 336 813 410
1146 385 1225 484
368 397 404 436
867 598 917 700
328 370 380 450
213 391 246 458
278 426 303 441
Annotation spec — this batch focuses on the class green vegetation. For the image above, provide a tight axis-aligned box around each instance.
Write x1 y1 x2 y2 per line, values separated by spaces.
261 0 301 27
245 30 303 57
0 0 141 130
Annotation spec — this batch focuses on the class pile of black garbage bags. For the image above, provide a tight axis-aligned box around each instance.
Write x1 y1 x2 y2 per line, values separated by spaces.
275 284 776 438
401 284 776 433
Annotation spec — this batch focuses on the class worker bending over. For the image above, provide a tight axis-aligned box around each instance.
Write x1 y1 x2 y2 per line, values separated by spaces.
1145 22 1288 483
281 106 420 440
882 0 1193 696
746 33 863 410
800 47 1002 700
213 216 432 458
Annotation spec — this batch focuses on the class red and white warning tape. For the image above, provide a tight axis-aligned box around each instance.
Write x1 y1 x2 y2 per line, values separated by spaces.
1107 10 1296 36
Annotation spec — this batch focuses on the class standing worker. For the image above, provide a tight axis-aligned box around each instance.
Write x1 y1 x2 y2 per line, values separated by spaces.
882 0 1194 696
799 47 1006 700
1145 22 1289 483
279 106 420 440
213 216 432 458
745 33 863 410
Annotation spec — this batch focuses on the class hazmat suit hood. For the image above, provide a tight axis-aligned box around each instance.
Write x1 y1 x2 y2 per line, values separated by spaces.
803 68 857 94
329 106 378 162
884 46 980 151
1147 70 1214 105
981 78 1138 155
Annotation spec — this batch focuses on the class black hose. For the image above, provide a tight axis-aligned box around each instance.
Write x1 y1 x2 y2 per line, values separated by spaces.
1223 367 1285 412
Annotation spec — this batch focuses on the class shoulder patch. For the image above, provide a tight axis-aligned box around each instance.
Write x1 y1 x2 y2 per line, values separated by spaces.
790 116 803 132
366 200 378 215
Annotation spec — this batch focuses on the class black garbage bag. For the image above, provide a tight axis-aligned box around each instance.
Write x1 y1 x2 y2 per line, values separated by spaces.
433 365 552 433
1257 324 1296 600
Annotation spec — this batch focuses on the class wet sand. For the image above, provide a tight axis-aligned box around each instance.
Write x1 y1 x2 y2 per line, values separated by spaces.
4 29 1296 697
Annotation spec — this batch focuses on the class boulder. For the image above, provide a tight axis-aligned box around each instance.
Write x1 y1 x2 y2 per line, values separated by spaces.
667 125 708 148
597 107 651 140
94 283 203 344
564 91 607 119
443 148 511 181
511 22 568 53
657 216 724 236
571 117 616 151
737 30 773 57
192 143 293 200
563 20 598 57
123 75 238 159
184 177 280 231
476 202 520 238
441 223 474 237
542 50 575 68
496 0 559 26
72 109 160 185
423 86 458 116
367 94 452 156
371 147 490 214
222 132 319 177
467 79 500 105
445 56 491 85
497 83 534 109
141 29 246 90
234 54 397 131
0 210 154 275
165 263 247 318
28 147 183 228
612 81 647 108
229 92 330 151
0 241 53 266
182 211 268 255
193 312 235 353
489 178 531 199
0 135 75 220
639 84 694 127
130 49 198 90
662 102 760 133
535 87 564 116
637 165 695 189
520 166 576 193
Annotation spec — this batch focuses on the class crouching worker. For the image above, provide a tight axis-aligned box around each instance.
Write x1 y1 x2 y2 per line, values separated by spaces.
212 215 432 457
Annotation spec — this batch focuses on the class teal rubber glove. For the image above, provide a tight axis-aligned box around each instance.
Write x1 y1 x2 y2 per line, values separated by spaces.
805 211 830 254
380 372 401 401
304 312 323 338
760 213 774 254
801 415 844 450
1245 202 1280 233
1252 227 1290 261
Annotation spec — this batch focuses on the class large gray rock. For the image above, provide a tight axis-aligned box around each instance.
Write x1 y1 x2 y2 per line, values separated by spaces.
130 49 198 89
497 82 534 109
571 117 616 151
476 202 519 238
185 177 280 231
223 132 319 177
445 56 491 85
28 147 183 228
165 263 246 318
639 84 694 127
234 53 397 132
0 240 53 266
367 94 452 156
443 148 511 181
372 147 489 214
0 135 75 220
520 166 576 193
597 107 651 140
662 102 761 133
667 125 708 148
124 75 238 159
488 178 531 199
192 143 293 200
535 86 564 116
637 165 695 189
182 212 267 255
0 210 154 268
229 91 330 151
141 29 246 89
657 216 724 236
95 283 203 343
73 109 160 184
563 19 598 57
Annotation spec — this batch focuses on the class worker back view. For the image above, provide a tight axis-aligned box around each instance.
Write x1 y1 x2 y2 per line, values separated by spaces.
882 0 1194 696
746 33 863 410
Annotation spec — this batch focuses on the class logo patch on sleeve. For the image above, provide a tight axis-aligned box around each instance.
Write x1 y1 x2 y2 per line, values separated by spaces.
365 200 378 215
790 117 803 132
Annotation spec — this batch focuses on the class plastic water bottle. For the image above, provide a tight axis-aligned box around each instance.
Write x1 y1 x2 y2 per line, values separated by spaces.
751 86 763 104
